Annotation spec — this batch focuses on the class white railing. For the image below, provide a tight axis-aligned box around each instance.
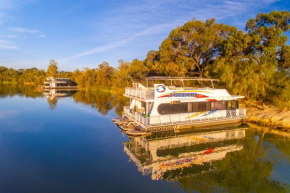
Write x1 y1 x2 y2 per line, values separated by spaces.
125 88 154 99
124 106 150 126
124 106 247 127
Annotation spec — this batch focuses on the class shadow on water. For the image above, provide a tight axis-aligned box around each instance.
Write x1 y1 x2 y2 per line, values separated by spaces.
0 84 128 116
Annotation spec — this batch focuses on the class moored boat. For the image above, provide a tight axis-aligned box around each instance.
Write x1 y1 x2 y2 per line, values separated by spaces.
114 76 247 136
41 77 78 89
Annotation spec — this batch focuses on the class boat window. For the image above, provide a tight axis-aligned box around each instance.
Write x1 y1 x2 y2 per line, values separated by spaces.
211 101 226 110
191 102 210 112
227 100 238 110
157 103 188 115
198 102 208 112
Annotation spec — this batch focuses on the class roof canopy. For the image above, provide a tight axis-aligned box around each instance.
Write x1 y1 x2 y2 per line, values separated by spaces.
145 76 219 82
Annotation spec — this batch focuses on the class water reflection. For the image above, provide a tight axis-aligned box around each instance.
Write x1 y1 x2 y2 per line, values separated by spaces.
0 84 128 116
123 127 290 192
0 83 43 98
44 89 77 110
124 127 246 181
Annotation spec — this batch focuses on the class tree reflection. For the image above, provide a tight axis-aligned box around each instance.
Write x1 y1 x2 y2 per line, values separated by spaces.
0 83 43 98
72 90 128 116
123 128 290 193
177 130 290 193
0 84 129 115
47 97 58 110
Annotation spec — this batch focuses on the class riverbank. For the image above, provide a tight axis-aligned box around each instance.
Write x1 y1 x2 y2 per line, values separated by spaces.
241 101 290 132
77 86 124 95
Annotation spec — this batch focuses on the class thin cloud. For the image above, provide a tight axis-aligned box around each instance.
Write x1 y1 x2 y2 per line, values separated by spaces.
0 39 20 50
0 44 20 50
59 23 174 62
6 35 18 38
10 27 40 33
59 0 282 63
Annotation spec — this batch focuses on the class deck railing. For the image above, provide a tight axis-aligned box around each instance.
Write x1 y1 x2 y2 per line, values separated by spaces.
125 88 154 99
124 106 150 126
123 106 247 127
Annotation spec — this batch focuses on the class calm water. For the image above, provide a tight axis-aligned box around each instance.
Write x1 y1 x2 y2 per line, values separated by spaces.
0 84 290 193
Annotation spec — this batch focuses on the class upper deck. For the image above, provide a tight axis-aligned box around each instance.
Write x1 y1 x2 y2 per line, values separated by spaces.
125 86 218 100
124 85 243 101
124 76 244 101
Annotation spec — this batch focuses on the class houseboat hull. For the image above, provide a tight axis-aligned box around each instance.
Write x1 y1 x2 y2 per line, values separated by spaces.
43 86 78 90
124 117 243 136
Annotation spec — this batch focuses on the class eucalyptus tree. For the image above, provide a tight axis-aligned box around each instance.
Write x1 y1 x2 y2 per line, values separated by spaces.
127 59 149 82
158 18 238 77
245 11 290 97
47 60 58 77
96 62 115 87
145 50 160 76
113 59 131 87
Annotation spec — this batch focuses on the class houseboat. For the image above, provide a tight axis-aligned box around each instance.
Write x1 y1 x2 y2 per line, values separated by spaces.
123 127 246 181
114 77 247 136
41 77 78 89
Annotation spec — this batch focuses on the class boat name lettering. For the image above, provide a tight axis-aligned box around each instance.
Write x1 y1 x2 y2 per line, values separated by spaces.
169 91 197 98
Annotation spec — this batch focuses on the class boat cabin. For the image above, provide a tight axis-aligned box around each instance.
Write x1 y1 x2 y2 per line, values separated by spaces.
43 77 77 89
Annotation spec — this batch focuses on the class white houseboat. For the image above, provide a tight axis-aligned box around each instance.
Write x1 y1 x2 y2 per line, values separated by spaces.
42 77 78 89
116 77 247 136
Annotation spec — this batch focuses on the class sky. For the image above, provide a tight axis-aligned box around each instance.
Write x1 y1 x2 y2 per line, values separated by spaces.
0 0 289 71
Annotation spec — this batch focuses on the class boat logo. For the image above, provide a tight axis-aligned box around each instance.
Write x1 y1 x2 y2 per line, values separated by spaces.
156 85 166 93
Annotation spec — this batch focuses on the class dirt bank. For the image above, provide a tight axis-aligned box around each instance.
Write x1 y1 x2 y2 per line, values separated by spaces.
242 102 290 132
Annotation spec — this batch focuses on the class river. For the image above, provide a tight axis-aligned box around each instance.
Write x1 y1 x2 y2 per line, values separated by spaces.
0 84 290 193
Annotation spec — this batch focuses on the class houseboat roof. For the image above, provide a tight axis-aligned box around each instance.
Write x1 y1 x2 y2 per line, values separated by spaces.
146 76 219 82
46 77 70 80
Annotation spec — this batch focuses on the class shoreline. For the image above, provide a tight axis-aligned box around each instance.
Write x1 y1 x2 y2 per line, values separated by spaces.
242 102 290 132
3 82 290 131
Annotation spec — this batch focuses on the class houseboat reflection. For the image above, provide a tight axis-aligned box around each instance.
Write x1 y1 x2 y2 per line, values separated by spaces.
124 127 246 181
43 89 77 99
44 89 77 110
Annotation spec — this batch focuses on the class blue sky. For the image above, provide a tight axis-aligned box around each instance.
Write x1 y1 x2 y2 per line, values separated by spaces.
0 0 289 71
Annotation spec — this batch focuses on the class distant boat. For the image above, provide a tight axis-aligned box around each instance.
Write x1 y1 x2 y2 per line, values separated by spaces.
40 77 78 90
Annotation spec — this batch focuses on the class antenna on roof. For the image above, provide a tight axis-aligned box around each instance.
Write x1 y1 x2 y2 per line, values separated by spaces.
129 76 134 84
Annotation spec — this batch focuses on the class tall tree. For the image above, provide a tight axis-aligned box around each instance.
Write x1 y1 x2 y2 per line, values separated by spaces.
245 11 290 97
128 59 149 81
47 60 58 77
157 18 239 77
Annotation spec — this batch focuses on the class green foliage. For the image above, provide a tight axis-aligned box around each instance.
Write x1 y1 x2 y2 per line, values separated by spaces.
0 66 20 82
152 18 239 77
17 68 46 85
113 60 131 87
47 60 58 77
